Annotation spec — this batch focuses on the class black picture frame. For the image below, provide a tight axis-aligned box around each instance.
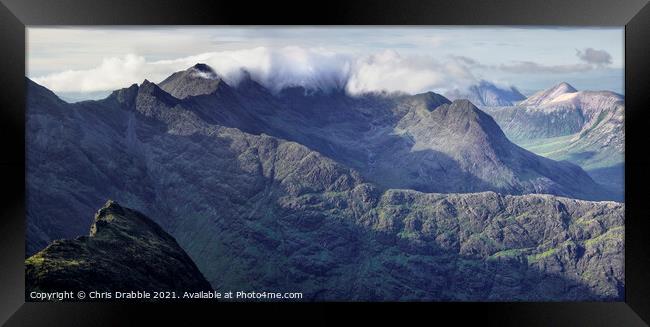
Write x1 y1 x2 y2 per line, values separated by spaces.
1 0 649 325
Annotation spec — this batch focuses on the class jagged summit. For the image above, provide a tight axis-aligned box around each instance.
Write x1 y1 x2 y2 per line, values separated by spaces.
438 99 492 117
90 200 170 240
554 81 578 92
25 200 213 295
191 63 215 73
408 91 451 111
138 79 179 104
139 78 157 90
431 99 508 140
104 79 179 113
159 64 227 99
188 63 220 80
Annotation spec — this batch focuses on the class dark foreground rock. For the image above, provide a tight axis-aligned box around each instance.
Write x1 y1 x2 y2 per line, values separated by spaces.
25 200 212 299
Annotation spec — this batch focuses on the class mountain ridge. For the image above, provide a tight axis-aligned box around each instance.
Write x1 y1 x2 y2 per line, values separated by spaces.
33 65 614 201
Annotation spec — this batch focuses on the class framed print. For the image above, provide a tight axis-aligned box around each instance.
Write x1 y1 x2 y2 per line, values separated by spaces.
1 0 649 325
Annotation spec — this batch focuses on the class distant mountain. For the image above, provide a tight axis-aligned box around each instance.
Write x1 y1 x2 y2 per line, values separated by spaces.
486 82 622 142
519 82 577 107
485 82 624 197
26 200 212 298
25 66 624 300
365 98 607 200
445 80 526 107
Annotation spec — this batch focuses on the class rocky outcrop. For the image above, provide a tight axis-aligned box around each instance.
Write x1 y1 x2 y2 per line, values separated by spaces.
25 200 212 297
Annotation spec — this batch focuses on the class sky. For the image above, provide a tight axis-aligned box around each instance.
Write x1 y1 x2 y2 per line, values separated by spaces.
27 27 624 101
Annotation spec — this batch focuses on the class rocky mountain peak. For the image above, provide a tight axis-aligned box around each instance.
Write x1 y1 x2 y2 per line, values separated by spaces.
438 99 506 137
521 82 578 107
159 64 228 99
139 79 156 92
554 82 578 93
26 200 213 295
188 63 220 80
408 91 451 111
191 63 215 73
439 99 485 119
137 79 178 104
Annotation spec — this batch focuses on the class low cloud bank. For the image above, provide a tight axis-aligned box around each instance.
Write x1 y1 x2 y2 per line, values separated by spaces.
32 46 614 96
33 47 479 95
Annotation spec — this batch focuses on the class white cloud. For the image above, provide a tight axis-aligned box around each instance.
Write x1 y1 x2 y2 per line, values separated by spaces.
32 47 482 96
33 54 149 92
28 27 624 96
346 50 477 95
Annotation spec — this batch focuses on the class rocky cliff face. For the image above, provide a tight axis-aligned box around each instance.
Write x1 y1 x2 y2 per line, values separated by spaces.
25 66 624 301
206 188 623 301
25 200 212 297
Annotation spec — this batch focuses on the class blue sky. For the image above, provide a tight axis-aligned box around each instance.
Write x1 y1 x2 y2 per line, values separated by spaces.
27 27 624 100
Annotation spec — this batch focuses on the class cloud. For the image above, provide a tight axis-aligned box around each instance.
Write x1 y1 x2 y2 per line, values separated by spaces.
151 47 354 93
32 46 613 96
492 48 613 75
576 48 612 66
449 55 482 67
497 61 593 74
32 47 479 95
450 46 614 77
33 54 149 92
346 50 477 95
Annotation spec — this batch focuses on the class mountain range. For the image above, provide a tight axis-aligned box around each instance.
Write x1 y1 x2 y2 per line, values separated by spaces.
155 65 611 200
25 64 624 300
484 82 624 195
